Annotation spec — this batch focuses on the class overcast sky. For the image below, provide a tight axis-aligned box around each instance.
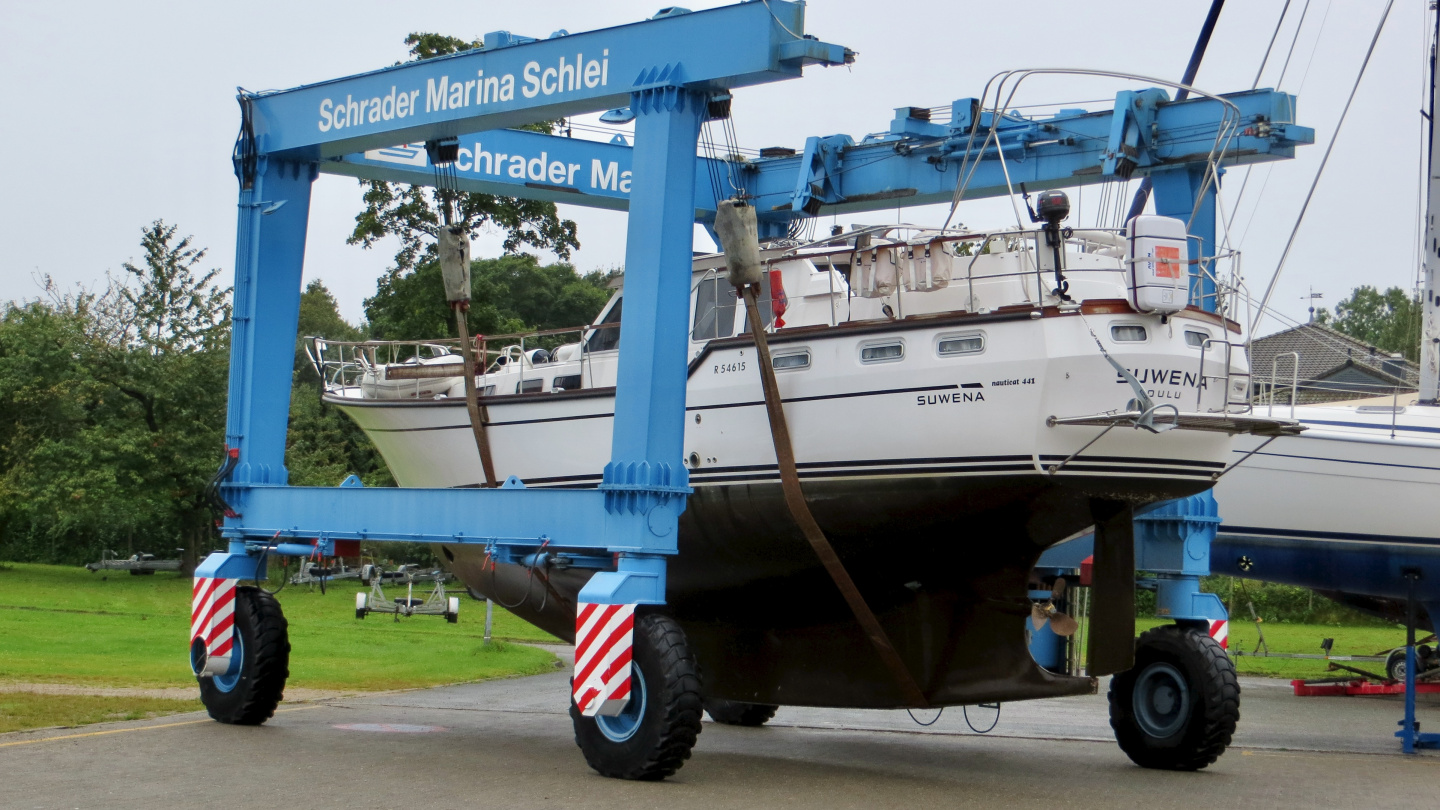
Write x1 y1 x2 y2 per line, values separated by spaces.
0 1 1430 335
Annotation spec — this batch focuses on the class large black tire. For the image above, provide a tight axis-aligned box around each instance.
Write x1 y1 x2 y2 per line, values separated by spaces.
570 612 704 780
197 587 290 725
705 698 779 727
1109 624 1239 771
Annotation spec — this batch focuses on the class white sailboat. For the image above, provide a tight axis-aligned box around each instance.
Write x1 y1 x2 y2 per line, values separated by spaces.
310 209 1293 713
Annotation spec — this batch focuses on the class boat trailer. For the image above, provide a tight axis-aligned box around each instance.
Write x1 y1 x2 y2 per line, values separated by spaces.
354 565 461 623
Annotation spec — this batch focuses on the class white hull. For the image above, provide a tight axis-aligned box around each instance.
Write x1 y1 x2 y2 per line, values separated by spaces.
334 308 1241 494
1216 402 1440 549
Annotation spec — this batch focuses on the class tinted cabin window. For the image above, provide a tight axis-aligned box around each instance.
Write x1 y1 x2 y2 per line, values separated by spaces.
772 351 810 370
517 378 543 394
861 343 904 363
1111 325 1147 342
692 276 738 341
586 297 623 353
552 374 582 391
1184 330 1210 348
938 334 984 356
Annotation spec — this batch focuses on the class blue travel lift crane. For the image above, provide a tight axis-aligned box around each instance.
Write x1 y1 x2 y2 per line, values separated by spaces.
190 1 1316 776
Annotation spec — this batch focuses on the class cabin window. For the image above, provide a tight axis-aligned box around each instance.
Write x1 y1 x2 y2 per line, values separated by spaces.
772 350 811 371
860 341 904 364
692 275 738 341
1184 329 1211 348
481 385 496 396
586 296 623 353
517 378 543 394
937 333 985 356
552 374 582 391
1111 324 1148 343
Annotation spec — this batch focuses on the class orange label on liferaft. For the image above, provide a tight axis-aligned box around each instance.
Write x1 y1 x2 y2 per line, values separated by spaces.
1155 245 1182 278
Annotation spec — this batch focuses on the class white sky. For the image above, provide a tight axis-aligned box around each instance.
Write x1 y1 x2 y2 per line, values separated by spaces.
0 1 1430 335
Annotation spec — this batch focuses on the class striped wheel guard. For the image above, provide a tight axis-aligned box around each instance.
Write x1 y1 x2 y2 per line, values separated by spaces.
573 602 635 717
191 577 238 676
1208 619 1229 649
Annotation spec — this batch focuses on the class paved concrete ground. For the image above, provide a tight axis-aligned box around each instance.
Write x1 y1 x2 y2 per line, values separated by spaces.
3 664 1436 810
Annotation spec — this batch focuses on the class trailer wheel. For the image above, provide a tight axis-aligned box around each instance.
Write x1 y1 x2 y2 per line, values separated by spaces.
705 698 778 727
1109 624 1238 771
1386 649 1407 682
570 612 704 780
197 587 290 725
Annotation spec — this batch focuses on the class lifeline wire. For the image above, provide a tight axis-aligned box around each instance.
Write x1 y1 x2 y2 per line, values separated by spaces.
1252 0 1396 333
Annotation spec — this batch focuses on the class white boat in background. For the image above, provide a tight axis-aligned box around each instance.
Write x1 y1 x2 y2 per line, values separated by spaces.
310 213 1296 709
1213 395 1440 631
1219 397 1440 551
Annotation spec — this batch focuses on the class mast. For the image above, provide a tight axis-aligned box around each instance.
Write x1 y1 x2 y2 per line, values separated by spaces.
1423 3 1440 404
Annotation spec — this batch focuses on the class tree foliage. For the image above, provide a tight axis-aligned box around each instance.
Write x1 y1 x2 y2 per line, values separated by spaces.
1316 285 1422 362
289 281 391 488
348 33 580 274
0 222 230 567
0 227 390 567
365 255 613 341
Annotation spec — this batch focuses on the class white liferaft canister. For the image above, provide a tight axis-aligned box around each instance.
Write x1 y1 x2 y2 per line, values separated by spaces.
1125 215 1189 314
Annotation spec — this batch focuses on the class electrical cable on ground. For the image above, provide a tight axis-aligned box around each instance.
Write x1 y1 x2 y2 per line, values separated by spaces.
907 708 944 726
963 703 1001 734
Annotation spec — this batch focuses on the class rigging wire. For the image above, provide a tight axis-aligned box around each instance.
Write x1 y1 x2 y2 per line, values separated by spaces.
1221 0 1298 250
1291 0 1335 97
1253 0 1295 89
1252 0 1397 334
1273 0 1315 89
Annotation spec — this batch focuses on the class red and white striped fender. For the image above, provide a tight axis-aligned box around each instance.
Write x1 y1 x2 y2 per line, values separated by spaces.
192 577 238 676
573 602 635 717
1208 619 1228 649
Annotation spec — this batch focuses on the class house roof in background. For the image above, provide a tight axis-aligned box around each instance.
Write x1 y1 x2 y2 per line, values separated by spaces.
1249 322 1418 389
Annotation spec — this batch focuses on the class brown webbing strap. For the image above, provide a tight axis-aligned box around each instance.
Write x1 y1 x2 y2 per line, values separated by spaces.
455 307 498 488
741 286 929 707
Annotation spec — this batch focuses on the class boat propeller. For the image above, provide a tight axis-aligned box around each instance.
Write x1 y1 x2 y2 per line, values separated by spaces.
1030 577 1079 637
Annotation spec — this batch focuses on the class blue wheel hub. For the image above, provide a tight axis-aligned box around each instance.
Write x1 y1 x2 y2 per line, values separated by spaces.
595 669 646 743
191 631 245 693
1132 661 1189 738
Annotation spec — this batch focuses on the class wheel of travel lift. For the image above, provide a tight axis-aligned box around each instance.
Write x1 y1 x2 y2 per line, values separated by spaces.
355 592 368 619
195 586 290 725
1108 624 1238 771
570 612 704 780
704 698 779 727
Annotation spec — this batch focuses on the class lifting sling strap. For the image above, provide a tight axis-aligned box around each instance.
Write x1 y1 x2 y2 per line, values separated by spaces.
740 285 930 708
456 309 498 488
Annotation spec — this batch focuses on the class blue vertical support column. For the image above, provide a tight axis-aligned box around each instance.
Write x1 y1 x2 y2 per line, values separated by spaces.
1150 165 1218 312
1135 492 1227 631
579 68 704 608
214 135 318 577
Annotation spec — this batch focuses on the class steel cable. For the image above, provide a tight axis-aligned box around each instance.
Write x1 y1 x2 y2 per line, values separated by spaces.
1252 0 1397 333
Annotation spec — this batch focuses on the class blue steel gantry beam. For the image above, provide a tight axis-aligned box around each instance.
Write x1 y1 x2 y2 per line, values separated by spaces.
325 88 1312 310
241 1 850 160
213 2 852 607
326 89 1311 222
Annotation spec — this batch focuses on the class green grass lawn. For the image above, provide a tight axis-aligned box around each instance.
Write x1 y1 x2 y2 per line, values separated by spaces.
0 563 562 691
1135 617 1408 681
0 694 204 734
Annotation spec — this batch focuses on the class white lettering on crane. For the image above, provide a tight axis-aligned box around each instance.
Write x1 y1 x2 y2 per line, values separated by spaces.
317 47 612 130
